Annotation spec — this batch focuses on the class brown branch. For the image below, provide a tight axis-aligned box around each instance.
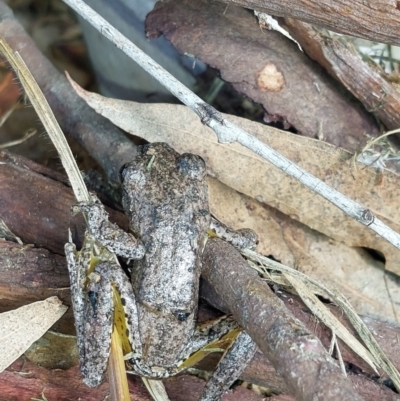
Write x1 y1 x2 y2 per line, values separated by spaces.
215 0 400 46
283 19 400 135
0 1 136 182
0 151 128 255
202 237 368 401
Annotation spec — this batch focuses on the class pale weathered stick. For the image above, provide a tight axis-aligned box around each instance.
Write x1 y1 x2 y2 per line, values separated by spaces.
61 0 400 252
0 38 89 202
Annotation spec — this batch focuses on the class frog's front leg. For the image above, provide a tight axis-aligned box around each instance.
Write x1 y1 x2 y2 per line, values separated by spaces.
210 217 258 250
77 194 145 259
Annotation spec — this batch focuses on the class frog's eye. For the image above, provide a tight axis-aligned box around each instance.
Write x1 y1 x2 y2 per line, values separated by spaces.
173 310 191 322
177 154 206 180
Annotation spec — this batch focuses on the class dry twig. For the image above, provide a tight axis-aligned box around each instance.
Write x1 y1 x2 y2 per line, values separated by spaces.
202 238 366 401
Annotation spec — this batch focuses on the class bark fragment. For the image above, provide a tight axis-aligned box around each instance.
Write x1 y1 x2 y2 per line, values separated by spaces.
214 0 400 46
284 19 400 139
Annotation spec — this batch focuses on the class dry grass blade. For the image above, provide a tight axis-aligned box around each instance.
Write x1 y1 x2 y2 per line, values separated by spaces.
109 326 130 401
283 274 376 371
0 37 89 202
243 249 400 391
352 127 400 170
332 289 400 390
0 128 36 149
0 36 127 399
142 378 171 401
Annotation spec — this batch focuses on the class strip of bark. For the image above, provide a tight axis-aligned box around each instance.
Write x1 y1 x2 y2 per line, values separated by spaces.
0 150 128 255
215 0 400 46
2 356 396 401
283 18 400 136
0 1 136 183
202 237 367 401
0 357 264 401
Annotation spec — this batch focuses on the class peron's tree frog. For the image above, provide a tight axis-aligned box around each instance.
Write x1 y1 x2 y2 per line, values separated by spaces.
65 143 258 401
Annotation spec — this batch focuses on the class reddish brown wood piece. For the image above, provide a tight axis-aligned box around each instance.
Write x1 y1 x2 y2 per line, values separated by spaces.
215 0 400 46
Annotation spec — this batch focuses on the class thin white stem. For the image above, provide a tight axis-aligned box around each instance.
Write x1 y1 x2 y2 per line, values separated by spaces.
62 0 400 251
0 38 89 202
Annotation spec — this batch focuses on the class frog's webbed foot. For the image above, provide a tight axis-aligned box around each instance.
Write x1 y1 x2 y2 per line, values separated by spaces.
180 316 257 401
209 217 258 250
200 331 257 401
76 193 145 259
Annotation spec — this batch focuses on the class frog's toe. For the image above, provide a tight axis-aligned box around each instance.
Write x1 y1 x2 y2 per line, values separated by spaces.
235 228 259 250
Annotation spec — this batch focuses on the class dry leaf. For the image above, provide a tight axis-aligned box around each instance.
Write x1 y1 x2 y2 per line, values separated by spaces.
208 178 400 322
0 296 67 372
68 82 400 276
283 274 377 371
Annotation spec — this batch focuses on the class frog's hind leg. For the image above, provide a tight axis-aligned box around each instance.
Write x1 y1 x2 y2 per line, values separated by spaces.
178 316 257 401
79 260 141 387
200 331 257 401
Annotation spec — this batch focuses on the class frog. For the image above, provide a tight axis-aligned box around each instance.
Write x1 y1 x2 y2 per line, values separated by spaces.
65 142 258 401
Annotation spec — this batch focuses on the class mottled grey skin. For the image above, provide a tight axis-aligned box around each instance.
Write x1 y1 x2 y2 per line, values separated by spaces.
122 143 210 368
65 143 258 400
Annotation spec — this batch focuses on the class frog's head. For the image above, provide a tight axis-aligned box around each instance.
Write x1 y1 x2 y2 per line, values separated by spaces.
120 142 207 182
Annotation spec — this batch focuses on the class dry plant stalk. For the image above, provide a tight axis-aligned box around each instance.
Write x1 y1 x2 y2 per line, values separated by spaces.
215 0 400 46
0 36 129 401
0 38 89 203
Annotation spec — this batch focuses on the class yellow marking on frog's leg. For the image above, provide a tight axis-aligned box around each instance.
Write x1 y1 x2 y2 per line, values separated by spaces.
177 328 242 372
207 228 219 239
112 285 133 355
109 324 131 401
